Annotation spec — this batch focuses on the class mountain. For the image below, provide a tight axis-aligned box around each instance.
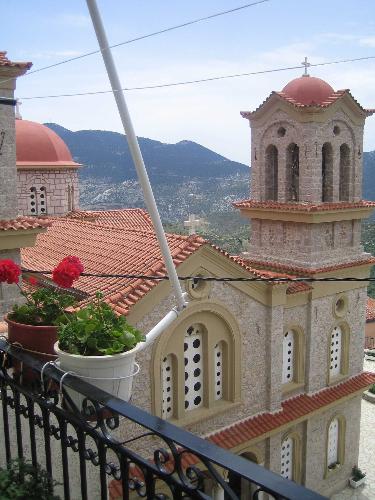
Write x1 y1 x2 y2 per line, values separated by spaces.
363 151 375 201
45 123 375 225
45 123 248 184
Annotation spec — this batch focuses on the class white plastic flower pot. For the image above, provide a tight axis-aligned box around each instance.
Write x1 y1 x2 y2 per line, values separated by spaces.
54 341 145 409
349 476 366 488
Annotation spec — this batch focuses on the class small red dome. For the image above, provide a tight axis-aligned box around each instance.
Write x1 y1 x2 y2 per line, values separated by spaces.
282 75 334 105
16 120 79 167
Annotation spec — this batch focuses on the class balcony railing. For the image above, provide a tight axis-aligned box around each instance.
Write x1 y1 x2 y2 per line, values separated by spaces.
0 338 326 500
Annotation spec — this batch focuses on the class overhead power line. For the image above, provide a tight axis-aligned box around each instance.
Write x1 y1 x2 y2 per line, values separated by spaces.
0 0 269 86
18 55 375 101
22 269 375 283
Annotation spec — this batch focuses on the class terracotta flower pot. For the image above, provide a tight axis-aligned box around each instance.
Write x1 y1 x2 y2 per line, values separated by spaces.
5 315 58 384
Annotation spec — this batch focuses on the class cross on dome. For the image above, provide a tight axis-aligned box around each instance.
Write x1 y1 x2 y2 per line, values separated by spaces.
301 56 311 77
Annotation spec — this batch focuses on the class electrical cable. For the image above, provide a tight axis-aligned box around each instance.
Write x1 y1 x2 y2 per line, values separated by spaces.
22 269 375 283
0 0 269 86
18 55 375 101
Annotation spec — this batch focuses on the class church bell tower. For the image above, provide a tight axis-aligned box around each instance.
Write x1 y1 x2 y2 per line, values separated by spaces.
235 64 375 271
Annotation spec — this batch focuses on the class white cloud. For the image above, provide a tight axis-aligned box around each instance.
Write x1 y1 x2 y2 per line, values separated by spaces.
359 36 375 48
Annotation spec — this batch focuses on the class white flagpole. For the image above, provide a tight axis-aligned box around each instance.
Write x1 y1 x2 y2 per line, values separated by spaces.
85 0 187 312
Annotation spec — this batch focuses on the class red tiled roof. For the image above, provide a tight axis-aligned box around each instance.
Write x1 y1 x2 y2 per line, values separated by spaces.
240 88 374 118
366 297 375 321
0 51 32 70
0 217 52 231
233 199 375 212
241 256 375 277
21 216 311 317
108 372 375 499
22 218 206 315
66 209 153 230
206 372 375 451
233 256 312 294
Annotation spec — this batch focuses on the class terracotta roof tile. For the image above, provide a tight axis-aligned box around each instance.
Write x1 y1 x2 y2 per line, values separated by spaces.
22 218 206 315
366 297 375 321
0 51 32 69
233 199 375 212
66 209 153 230
0 217 52 231
240 89 374 118
203 371 375 453
240 256 375 277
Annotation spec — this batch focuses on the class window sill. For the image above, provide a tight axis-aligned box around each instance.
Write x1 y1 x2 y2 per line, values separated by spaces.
167 399 242 427
282 381 304 396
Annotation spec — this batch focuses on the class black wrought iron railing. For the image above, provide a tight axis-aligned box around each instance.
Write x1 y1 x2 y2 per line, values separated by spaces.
0 338 326 500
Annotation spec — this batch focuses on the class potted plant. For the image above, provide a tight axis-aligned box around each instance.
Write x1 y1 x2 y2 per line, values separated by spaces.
0 459 60 499
0 257 82 362
349 465 366 488
54 291 145 407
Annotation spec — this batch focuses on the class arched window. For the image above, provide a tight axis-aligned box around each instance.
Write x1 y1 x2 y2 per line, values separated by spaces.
286 143 299 201
329 326 342 377
184 323 204 411
328 324 349 382
322 143 333 202
282 328 304 391
282 330 294 384
339 144 351 201
29 186 48 215
281 436 294 479
327 418 339 467
280 433 302 482
154 306 240 422
265 145 278 201
161 354 174 419
326 416 345 473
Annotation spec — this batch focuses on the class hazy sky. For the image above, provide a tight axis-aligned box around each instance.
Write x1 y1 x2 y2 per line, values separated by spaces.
3 0 375 164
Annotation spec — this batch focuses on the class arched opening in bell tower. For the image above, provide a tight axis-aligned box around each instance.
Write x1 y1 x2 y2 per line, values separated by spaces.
322 143 333 202
265 144 278 201
339 144 351 201
286 143 299 202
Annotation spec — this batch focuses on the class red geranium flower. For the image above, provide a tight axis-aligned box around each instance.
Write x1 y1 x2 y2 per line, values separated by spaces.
0 259 21 284
52 256 84 289
27 276 38 286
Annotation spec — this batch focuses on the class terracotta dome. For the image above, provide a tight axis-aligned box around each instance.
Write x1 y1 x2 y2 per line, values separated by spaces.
281 75 335 105
16 119 80 167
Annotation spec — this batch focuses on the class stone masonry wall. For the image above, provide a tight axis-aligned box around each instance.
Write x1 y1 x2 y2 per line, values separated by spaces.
248 218 364 268
307 287 367 393
304 394 362 497
249 107 364 204
17 169 79 216
129 281 275 439
0 84 18 219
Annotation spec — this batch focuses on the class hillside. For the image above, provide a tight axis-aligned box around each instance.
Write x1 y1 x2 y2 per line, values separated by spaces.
45 123 248 184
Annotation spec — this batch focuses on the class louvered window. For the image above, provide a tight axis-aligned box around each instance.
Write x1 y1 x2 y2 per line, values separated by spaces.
184 324 204 412
327 418 339 467
282 330 294 384
29 186 47 215
161 355 174 419
280 437 294 480
214 342 223 400
329 326 342 377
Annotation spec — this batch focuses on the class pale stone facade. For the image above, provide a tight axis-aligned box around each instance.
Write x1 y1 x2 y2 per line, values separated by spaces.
17 168 79 216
